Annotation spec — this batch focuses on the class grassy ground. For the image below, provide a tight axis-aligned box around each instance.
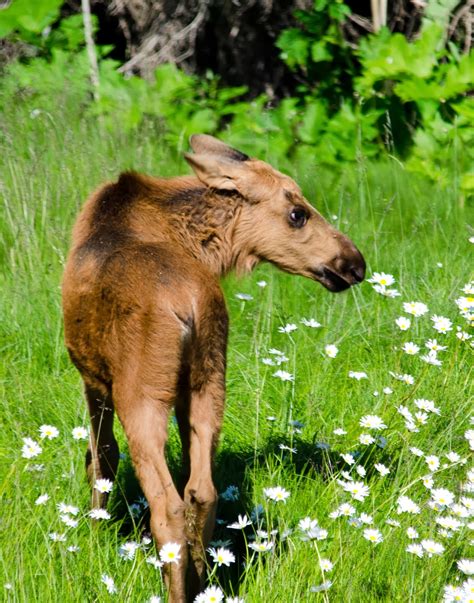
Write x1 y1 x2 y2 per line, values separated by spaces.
0 105 473 603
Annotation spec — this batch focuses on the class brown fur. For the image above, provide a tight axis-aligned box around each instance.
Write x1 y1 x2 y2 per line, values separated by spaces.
62 135 365 602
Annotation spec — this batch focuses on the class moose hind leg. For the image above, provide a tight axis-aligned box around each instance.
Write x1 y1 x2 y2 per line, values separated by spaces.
85 380 119 509
184 297 228 596
113 352 188 603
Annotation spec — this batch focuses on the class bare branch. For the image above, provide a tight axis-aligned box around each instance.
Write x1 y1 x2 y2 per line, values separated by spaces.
81 0 100 101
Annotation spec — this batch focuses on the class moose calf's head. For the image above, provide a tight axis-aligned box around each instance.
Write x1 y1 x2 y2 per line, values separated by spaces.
185 134 365 291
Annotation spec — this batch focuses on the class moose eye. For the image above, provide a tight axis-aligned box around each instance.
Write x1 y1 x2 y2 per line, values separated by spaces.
288 206 308 228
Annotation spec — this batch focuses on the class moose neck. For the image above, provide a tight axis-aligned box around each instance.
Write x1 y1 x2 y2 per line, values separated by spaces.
132 183 258 278
173 189 259 278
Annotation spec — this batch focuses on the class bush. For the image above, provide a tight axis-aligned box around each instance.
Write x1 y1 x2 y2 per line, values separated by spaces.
0 1 472 197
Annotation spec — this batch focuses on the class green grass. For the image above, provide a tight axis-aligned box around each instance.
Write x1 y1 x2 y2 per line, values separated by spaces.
0 104 473 603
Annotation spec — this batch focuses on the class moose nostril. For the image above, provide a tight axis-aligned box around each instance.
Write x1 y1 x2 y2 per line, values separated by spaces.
350 265 365 283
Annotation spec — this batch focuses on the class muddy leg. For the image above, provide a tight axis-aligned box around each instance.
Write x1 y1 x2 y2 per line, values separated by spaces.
184 377 225 598
85 381 119 509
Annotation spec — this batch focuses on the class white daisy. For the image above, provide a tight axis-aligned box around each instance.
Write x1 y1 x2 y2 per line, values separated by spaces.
324 344 338 358
272 370 294 382
359 415 387 430
342 480 370 501
425 455 440 471
228 514 252 529
248 540 274 552
431 488 455 507
89 508 111 520
425 339 447 352
208 546 235 567
319 559 334 572
402 342 420 355
406 543 423 557
414 399 440 415
359 434 375 445
39 425 59 440
395 316 411 331
159 542 181 565
118 541 139 560
397 496 420 514
300 318 322 328
421 539 444 557
21 437 42 459
264 486 290 502
348 371 368 380
374 463 390 476
94 478 113 494
278 323 297 333
72 426 89 440
403 301 428 317
457 559 474 575
363 528 383 544
431 315 453 334
368 272 395 286
101 574 117 594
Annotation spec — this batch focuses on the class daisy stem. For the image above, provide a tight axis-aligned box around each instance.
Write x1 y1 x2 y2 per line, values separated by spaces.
312 541 330 603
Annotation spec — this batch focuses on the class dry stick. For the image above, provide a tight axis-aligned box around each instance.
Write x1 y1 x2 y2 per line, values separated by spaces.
380 0 387 28
81 0 100 102
371 0 380 32
371 0 388 32
464 10 473 53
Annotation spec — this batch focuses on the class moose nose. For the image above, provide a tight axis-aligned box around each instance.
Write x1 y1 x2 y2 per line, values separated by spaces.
335 248 366 285
348 249 366 283
350 263 365 283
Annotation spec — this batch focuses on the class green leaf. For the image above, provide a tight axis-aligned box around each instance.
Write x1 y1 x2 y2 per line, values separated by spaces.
328 2 351 22
297 100 328 144
276 28 310 69
314 0 328 11
452 98 474 121
311 41 331 63
460 173 474 193
0 0 62 36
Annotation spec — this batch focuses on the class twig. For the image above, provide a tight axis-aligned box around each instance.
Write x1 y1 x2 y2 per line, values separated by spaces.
464 10 473 53
347 13 374 33
118 0 208 75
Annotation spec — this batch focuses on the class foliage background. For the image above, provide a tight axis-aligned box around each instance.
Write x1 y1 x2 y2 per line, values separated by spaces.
0 0 473 196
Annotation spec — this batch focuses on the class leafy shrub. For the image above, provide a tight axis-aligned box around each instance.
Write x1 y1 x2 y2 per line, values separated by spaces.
275 3 473 191
0 0 63 39
0 1 472 196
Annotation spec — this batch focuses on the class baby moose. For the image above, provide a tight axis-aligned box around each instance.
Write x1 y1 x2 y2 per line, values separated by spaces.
62 135 365 602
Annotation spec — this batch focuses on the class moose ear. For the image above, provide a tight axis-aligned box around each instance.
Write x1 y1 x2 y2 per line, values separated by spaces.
189 134 249 162
184 153 242 191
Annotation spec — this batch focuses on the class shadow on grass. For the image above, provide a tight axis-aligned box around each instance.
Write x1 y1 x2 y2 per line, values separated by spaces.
104 424 395 597
110 433 340 522
105 431 385 594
